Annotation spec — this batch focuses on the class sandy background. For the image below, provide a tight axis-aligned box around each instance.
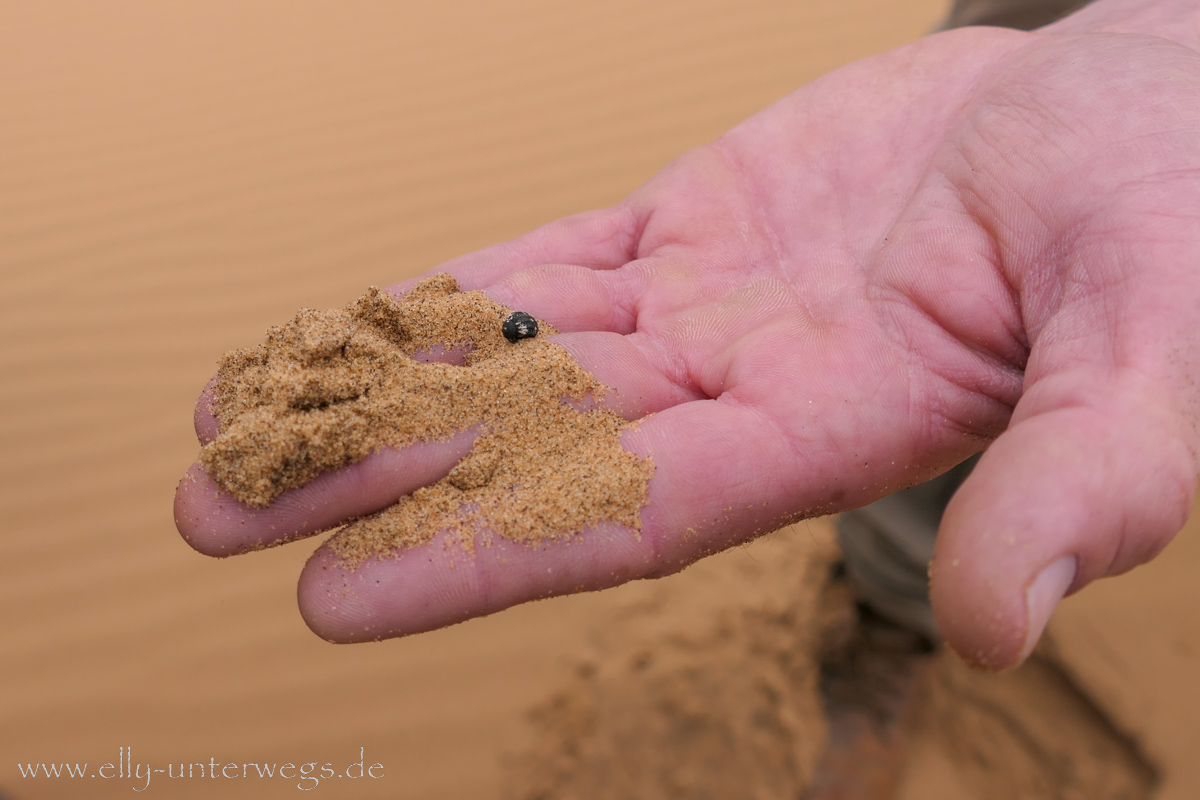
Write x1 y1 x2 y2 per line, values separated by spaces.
3 2 1198 799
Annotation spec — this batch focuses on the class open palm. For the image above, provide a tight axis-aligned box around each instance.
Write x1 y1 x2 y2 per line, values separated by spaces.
177 1 1200 670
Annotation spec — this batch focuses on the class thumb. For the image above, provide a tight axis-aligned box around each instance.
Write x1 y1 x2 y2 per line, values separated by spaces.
930 375 1197 670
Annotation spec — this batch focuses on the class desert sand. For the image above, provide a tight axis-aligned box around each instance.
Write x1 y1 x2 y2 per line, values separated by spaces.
3 2 1199 799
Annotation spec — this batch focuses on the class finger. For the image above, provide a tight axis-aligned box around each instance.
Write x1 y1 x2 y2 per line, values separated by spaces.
174 430 477 556
551 331 700 418
930 376 1199 671
194 380 218 445
178 327 691 552
385 205 639 296
482 263 636 334
296 395 918 641
299 520 651 641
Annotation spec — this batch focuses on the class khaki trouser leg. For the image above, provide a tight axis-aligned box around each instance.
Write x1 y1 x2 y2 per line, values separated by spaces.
939 0 1089 30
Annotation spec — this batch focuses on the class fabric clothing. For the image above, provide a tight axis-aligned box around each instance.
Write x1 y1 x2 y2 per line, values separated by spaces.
941 0 1089 29
836 457 978 642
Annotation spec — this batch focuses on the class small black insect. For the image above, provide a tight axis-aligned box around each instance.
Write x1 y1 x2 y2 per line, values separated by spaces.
502 311 539 343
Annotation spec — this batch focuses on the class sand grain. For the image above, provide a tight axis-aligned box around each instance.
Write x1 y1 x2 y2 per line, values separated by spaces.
200 275 653 564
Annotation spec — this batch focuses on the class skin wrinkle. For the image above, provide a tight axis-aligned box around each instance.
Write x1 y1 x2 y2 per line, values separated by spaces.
961 75 1070 170
794 38 974 271
1041 292 1123 381
595 271 630 335
703 283 813 384
830 141 864 274
459 527 495 617
957 119 1058 256
623 327 699 403
637 270 783 401
1093 206 1200 387
907 323 1022 438
533 207 641 273
865 293 934 425
1027 217 1095 330
627 332 705 410
929 17 1200 662
943 153 1033 353
628 254 707 324
709 136 836 324
600 203 643 272
710 392 810 511
594 270 629 335
682 314 732 400
709 139 791 291
910 345 997 451
702 400 773 496
630 198 664 263
1051 182 1168 281
942 177 1032 358
653 310 717 398
629 155 733 261
1061 233 1179 377
971 277 1030 371
638 505 667 574
594 264 641 334
876 192 1011 415
1004 83 1096 165
869 214 1027 400
953 144 1081 345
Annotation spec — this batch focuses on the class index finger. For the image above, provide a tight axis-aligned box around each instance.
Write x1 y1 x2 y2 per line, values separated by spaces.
386 204 639 295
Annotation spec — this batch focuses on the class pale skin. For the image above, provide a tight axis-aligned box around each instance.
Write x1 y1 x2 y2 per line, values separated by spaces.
176 0 1200 670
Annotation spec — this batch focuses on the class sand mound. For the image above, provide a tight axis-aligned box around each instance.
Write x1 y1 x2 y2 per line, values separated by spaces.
503 521 1158 800
503 527 848 800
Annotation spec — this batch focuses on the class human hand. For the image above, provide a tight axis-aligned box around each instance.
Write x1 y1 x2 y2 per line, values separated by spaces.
175 0 1200 669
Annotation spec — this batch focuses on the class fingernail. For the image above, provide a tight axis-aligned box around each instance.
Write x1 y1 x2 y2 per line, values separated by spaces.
1018 555 1077 664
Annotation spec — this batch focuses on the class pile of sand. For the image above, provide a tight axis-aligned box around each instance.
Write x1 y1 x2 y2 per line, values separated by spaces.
501 522 1158 800
200 275 653 563
502 528 849 800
